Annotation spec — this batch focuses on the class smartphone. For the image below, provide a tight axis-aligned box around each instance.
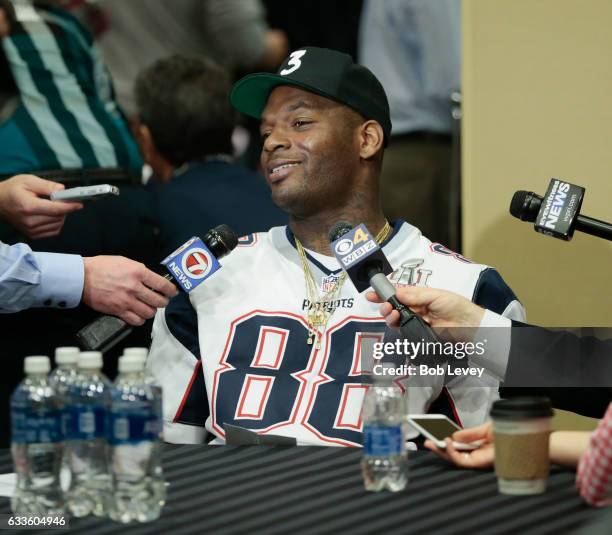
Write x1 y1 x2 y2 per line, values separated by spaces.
407 414 484 451
50 184 120 202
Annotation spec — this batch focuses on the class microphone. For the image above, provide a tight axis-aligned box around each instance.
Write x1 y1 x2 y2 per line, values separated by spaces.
328 222 438 343
76 225 238 353
510 179 612 241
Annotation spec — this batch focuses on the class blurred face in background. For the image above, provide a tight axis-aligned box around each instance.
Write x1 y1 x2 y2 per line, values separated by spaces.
0 1 13 37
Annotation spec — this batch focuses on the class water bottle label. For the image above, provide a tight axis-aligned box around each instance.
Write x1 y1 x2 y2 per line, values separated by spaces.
66 405 106 440
111 443 152 478
61 410 74 439
11 407 62 444
363 425 403 456
109 403 160 445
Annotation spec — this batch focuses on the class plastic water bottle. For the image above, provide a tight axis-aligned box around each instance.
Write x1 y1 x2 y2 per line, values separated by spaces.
361 365 409 492
48 347 79 454
109 355 163 523
10 356 64 514
123 348 163 408
122 347 149 359
124 348 166 505
123 347 166 506
49 347 80 390
65 351 111 517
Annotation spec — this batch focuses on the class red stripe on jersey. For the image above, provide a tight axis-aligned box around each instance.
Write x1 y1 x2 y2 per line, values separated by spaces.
173 359 202 423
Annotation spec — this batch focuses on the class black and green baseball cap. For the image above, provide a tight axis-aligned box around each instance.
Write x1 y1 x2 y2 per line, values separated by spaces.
230 46 392 143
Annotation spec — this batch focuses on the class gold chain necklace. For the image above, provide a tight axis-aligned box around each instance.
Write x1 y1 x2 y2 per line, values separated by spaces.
295 221 392 349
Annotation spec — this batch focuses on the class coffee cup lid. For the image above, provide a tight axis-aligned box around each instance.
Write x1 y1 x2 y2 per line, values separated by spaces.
490 397 553 419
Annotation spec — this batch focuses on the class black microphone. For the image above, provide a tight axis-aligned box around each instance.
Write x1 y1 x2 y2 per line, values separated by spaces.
510 179 612 241
76 224 239 353
328 222 438 343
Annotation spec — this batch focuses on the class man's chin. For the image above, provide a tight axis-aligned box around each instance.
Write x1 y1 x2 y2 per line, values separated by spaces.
271 191 299 214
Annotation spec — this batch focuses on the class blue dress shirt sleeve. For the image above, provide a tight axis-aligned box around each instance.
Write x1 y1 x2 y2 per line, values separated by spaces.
0 242 84 312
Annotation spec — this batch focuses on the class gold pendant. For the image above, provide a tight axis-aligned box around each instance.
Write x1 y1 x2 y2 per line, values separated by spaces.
308 309 326 328
307 326 322 349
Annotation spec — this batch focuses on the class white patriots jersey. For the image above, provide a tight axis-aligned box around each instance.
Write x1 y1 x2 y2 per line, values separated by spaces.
148 221 525 446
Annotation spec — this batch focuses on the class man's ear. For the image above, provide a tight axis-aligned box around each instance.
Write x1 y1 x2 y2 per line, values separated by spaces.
135 123 156 163
135 122 174 182
358 120 384 160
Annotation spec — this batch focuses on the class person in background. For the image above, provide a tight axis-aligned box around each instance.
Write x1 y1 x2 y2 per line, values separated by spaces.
359 0 461 246
96 0 288 116
369 285 612 505
263 0 364 60
0 173 82 240
0 173 177 448
367 285 612 418
134 54 285 254
0 173 176 323
422 404 612 507
575 404 612 507
0 0 142 179
0 0 168 388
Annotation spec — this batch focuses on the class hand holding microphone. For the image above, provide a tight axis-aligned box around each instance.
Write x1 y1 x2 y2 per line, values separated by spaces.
82 256 178 326
77 224 238 352
366 286 486 341
329 221 439 343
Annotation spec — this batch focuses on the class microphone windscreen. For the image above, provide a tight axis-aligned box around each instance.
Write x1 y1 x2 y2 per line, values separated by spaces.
509 191 541 222
202 224 239 259
328 221 353 243
214 224 239 251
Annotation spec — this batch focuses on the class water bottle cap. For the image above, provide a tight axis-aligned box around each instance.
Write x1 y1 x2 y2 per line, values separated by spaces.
118 355 145 373
79 351 103 369
123 347 148 361
25 355 51 374
55 346 79 365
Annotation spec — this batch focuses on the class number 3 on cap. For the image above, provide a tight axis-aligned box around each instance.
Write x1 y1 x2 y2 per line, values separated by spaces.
280 50 307 76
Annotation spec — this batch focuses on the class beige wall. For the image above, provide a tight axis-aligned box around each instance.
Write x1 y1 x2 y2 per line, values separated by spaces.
462 0 612 327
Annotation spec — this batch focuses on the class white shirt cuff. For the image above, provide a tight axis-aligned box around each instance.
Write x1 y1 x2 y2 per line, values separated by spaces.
480 309 512 328
469 309 512 381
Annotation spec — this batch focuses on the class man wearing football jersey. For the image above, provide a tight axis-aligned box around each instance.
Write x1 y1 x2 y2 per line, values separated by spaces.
147 47 525 446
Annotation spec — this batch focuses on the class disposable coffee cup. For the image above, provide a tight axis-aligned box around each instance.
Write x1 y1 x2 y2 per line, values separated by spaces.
490 397 554 495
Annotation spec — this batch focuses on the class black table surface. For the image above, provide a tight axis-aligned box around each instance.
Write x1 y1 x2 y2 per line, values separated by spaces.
0 445 606 535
